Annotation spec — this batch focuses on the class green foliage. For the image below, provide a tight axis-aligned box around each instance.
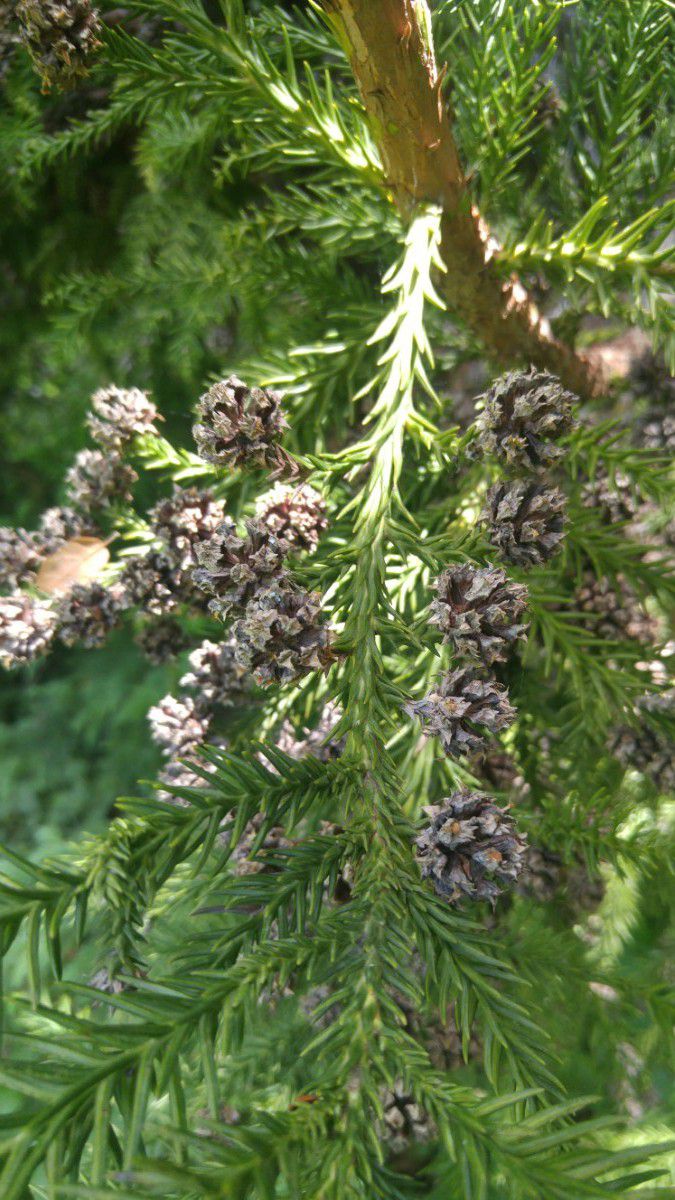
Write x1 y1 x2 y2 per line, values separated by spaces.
436 0 675 361
0 0 673 1198
0 636 165 849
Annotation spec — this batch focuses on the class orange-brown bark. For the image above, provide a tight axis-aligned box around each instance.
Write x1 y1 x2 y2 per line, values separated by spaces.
327 0 603 398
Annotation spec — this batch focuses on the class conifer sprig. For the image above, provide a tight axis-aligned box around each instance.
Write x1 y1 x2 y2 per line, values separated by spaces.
331 205 445 749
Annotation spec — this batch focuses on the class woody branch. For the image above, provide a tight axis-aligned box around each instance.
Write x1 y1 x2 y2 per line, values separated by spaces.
326 0 603 399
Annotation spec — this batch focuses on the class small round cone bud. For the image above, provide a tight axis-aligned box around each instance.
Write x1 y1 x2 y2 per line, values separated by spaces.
120 550 186 616
406 666 516 758
430 563 528 664
179 637 247 710
193 375 288 470
65 448 137 512
415 788 526 904
16 0 101 89
478 750 528 798
378 1083 436 1156
575 573 657 644
135 617 189 664
581 469 637 525
0 527 42 591
156 755 218 806
55 581 125 648
154 739 223 806
481 481 566 567
639 413 675 455
193 518 287 617
609 690 675 793
275 700 344 762
86 385 158 449
473 367 577 472
255 482 327 552
149 487 225 570
233 583 337 687
147 693 211 760
0 593 56 668
89 968 126 995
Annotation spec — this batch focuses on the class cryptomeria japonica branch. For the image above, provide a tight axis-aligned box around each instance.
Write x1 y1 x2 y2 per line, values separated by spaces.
324 0 603 398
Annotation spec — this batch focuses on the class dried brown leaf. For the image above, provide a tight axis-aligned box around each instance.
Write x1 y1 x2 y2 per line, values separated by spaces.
35 537 110 595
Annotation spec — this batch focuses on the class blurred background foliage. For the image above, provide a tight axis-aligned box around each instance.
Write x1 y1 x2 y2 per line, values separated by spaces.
1 47 229 851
